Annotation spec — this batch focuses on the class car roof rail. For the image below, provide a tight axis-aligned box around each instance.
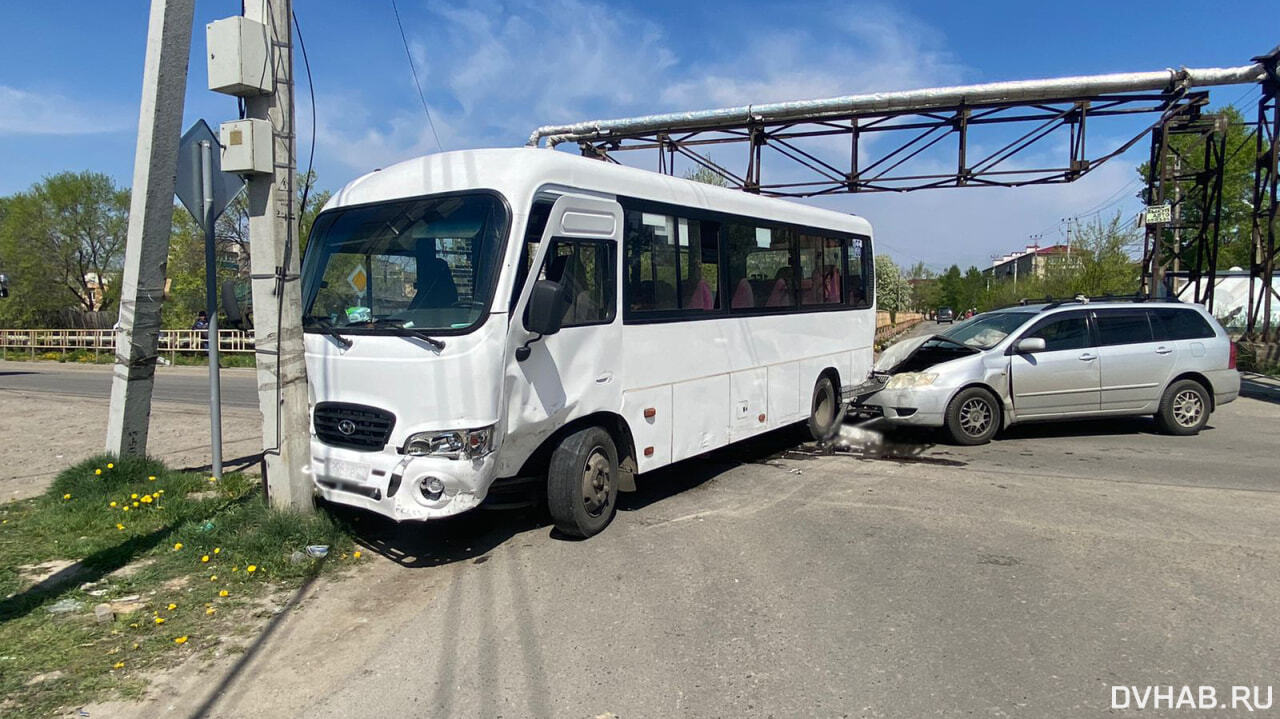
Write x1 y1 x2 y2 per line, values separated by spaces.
1023 292 1172 311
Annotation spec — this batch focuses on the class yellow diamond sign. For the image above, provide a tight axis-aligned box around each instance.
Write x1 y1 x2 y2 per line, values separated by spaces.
346 264 367 294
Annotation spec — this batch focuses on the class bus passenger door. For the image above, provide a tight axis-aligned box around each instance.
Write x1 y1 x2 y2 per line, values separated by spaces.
503 195 624 467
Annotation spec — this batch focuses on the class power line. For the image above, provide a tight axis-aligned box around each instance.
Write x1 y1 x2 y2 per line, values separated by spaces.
292 9 317 230
390 0 444 152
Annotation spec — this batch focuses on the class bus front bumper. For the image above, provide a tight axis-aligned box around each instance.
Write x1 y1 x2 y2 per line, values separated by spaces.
310 441 497 521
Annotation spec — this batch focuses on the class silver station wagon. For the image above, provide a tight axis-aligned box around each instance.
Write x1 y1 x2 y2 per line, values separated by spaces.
860 299 1241 445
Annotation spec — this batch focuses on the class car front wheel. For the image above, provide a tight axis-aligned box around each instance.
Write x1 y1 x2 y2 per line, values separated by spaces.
943 387 1000 445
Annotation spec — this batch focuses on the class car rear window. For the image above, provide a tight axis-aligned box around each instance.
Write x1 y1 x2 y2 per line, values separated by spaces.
1151 308 1216 340
1095 311 1154 346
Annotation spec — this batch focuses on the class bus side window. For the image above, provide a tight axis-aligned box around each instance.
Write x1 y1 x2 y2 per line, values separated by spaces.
625 211 678 312
509 200 554 314
726 223 795 310
536 239 616 327
846 237 872 308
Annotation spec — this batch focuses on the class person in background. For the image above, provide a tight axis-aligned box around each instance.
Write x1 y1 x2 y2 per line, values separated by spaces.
192 310 210 349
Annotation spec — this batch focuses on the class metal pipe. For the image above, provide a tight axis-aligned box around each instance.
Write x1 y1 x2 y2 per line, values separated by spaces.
200 140 223 480
527 63 1266 147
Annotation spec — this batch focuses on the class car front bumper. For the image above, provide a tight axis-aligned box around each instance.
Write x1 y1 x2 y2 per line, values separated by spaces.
862 384 954 428
311 440 497 521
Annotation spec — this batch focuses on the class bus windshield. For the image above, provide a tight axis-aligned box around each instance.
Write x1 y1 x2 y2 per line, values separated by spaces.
301 193 509 334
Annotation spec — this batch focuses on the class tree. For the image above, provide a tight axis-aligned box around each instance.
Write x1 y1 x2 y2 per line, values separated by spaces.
682 159 731 188
874 254 909 321
0 172 129 326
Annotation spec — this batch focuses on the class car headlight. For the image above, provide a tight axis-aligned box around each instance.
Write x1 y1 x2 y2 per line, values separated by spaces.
885 372 939 390
404 426 495 459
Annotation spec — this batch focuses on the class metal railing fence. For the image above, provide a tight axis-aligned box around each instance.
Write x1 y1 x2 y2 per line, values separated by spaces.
0 329 254 362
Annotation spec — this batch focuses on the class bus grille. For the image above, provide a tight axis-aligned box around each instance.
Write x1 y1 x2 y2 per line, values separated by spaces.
314 402 396 451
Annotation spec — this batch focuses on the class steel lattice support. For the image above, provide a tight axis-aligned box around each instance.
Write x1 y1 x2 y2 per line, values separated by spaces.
1246 49 1280 341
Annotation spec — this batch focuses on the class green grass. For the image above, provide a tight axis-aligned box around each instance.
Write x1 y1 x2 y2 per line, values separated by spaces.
0 455 358 718
0 348 255 367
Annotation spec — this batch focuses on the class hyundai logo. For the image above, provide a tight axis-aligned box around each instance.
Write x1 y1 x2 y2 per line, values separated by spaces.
337 419 357 436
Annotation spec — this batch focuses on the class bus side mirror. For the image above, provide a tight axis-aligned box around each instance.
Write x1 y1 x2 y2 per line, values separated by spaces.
1015 337 1046 353
525 279 570 337
221 280 249 330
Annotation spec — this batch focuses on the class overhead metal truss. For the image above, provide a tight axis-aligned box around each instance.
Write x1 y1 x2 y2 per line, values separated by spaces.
526 50 1279 340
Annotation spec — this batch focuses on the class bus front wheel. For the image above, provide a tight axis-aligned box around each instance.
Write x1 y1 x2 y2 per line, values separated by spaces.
808 374 845 441
547 426 619 538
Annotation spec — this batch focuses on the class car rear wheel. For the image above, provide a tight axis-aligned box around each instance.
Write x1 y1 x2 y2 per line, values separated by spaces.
547 426 619 538
943 387 1000 445
1154 379 1210 435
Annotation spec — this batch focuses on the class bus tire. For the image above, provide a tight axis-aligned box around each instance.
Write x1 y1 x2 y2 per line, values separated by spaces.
807 374 845 441
547 426 619 538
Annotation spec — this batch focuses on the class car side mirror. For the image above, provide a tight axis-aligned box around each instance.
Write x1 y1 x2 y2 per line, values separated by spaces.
524 278 571 336
1015 337 1046 353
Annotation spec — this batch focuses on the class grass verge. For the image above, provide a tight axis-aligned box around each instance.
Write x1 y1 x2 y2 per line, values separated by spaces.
0 454 357 718
0 348 255 367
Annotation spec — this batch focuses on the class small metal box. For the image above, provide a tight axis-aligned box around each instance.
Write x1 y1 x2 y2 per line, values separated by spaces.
219 119 273 175
207 17 272 96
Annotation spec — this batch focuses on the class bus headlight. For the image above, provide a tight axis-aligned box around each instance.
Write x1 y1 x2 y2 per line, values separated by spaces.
404 426 495 459
885 372 939 390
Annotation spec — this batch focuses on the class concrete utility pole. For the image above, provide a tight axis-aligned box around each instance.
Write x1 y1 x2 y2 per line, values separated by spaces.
106 0 196 457
243 0 313 511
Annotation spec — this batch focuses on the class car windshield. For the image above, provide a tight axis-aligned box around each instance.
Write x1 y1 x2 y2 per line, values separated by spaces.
937 310 1037 349
301 193 509 334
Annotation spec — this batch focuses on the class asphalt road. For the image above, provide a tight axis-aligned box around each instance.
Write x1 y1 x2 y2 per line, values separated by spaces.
0 360 259 408
92 324 1280 719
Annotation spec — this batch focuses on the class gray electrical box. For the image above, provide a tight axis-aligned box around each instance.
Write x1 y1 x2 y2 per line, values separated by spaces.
207 17 272 96
220 119 273 175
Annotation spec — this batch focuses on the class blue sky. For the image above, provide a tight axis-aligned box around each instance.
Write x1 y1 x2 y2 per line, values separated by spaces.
0 0 1271 269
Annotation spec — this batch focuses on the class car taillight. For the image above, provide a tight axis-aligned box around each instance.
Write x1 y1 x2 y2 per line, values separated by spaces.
1228 342 1237 369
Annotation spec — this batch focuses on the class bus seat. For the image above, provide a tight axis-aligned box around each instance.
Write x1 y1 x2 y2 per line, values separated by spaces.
731 278 754 309
686 279 714 310
766 278 791 307
410 257 458 308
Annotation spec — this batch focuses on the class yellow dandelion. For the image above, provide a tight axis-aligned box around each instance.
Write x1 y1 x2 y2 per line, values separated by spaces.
209 575 218 581
213 547 221 554
167 603 177 610
130 493 138 499
129 623 138 629
63 493 72 500
353 551 362 559
201 555 209 563
156 489 164 495
246 565 257 573
122 505 130 512
116 523 125 530
94 468 102 475
141 495 153 504
218 590 229 597
174 542 183 551
132 501 139 507
109 501 117 508
208 476 217 482
113 661 125 669
231 567 238 572
154 617 165 625
206 607 216 615
173 636 188 645
148 475 156 481
107 462 114 469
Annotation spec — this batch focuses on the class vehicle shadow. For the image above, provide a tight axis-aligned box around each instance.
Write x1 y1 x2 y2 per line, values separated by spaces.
330 424 822 565
1240 373 1280 405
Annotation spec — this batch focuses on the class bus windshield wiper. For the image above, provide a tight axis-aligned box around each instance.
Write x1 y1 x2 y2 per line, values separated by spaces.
305 318 353 349
373 319 446 351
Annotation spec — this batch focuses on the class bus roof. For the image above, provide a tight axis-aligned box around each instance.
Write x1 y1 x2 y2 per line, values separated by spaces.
324 148 872 236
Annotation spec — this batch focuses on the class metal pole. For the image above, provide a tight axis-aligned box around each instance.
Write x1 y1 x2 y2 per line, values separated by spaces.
106 0 195 457
200 140 223 479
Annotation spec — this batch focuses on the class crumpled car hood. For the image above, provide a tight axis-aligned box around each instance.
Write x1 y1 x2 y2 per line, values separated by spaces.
874 334 931 373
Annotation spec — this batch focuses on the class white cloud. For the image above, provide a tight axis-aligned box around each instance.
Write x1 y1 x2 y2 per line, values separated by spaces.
0 85 131 136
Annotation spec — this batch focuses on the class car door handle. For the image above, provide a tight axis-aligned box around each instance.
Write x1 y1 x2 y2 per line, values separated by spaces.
1155 346 1173 355
1078 352 1097 361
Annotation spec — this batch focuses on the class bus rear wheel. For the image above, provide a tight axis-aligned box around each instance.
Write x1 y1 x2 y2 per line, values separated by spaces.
547 426 619 538
807 374 845 441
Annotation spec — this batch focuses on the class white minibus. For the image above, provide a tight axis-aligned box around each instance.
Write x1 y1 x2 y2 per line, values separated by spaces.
301 148 876 537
